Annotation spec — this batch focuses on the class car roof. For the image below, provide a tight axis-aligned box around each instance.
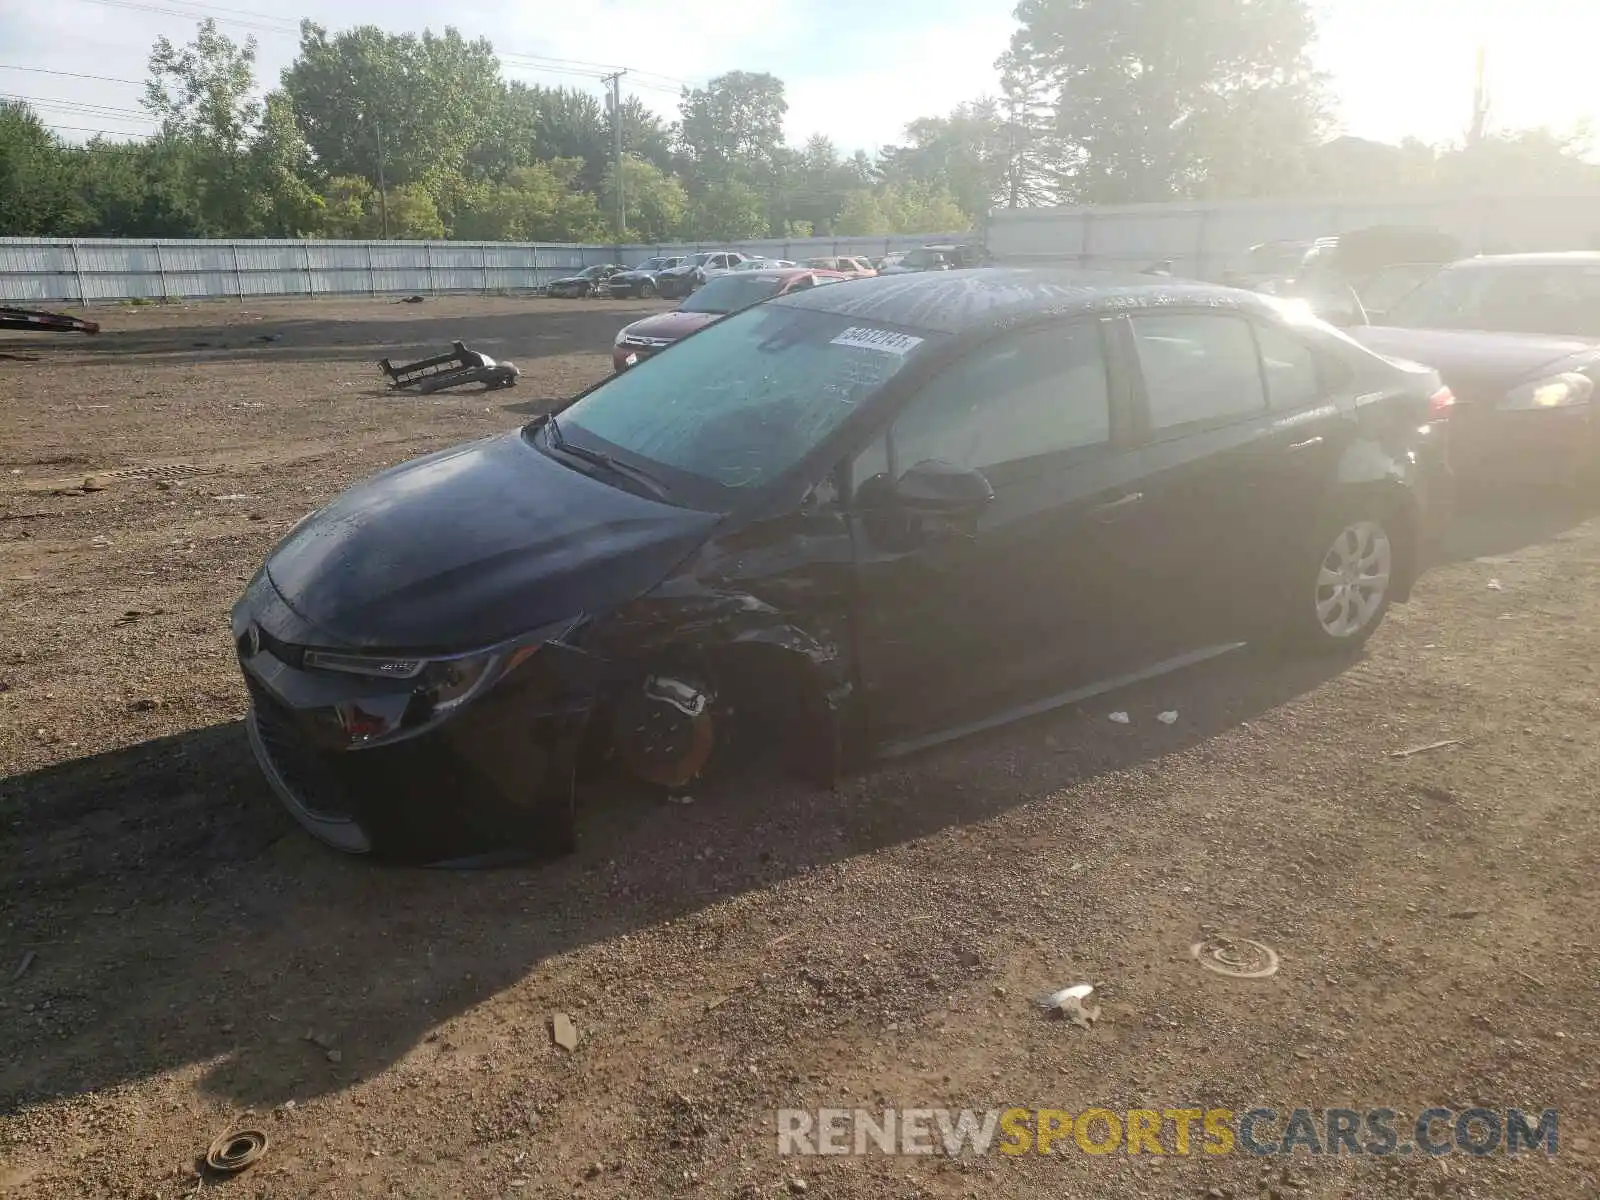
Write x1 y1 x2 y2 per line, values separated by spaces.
769 267 1268 334
1445 251 1600 269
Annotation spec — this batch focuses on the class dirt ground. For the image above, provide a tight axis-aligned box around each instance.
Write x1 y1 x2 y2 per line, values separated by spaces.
2 295 1599 1199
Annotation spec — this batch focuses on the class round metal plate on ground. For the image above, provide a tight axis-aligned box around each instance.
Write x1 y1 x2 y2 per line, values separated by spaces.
1189 936 1280 979
206 1129 268 1173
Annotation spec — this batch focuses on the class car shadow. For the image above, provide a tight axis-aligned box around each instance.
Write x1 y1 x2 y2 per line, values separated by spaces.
1434 487 1600 565
0 301 669 367
0 644 1346 1116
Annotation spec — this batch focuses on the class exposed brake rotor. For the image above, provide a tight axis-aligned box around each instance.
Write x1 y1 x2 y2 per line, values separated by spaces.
614 675 717 790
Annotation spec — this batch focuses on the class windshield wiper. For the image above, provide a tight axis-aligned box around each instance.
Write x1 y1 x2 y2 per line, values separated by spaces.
544 415 672 499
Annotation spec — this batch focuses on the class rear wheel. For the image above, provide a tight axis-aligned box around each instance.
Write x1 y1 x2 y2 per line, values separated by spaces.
1286 511 1399 653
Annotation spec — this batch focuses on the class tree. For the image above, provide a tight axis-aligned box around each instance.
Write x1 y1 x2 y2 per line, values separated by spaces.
687 179 768 240
283 22 501 192
997 57 1057 207
453 161 607 242
603 157 688 242
532 86 609 192
144 18 260 152
1004 0 1327 203
67 136 209 237
0 102 80 235
247 91 323 236
678 71 787 185
1435 128 1600 195
881 103 1009 220
834 189 892 236
611 95 675 175
142 19 262 234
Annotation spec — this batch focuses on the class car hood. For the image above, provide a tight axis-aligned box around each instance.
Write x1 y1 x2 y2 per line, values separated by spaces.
1349 326 1600 394
610 270 655 281
551 276 588 286
258 430 720 652
658 264 701 276
620 310 723 340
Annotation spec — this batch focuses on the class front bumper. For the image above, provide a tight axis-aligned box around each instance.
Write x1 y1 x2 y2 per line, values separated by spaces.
238 636 603 861
612 336 675 371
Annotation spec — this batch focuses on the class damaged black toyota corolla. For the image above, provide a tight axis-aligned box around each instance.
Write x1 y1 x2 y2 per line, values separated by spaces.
233 269 1452 861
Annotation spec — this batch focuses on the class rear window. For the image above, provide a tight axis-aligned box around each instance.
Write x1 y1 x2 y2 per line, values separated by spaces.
1388 263 1600 337
679 273 789 314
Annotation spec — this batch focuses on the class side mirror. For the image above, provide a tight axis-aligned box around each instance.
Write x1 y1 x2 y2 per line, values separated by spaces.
896 459 995 512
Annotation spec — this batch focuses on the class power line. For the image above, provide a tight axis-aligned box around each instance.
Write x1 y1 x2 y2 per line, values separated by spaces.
54 0 702 93
0 63 145 87
61 0 297 34
43 122 148 136
0 92 157 120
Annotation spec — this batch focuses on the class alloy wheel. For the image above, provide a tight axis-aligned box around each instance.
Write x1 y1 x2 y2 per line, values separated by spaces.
1314 520 1392 639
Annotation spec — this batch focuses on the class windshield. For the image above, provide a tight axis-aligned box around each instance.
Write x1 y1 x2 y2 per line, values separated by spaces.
899 248 949 270
579 265 608 278
558 304 933 492
633 258 664 271
1386 263 1600 336
679 273 789 314
686 253 713 267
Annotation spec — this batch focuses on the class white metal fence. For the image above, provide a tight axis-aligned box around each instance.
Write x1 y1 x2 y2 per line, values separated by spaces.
0 234 968 304
984 193 1600 280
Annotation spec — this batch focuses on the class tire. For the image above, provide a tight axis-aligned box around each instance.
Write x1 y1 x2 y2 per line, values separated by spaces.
1284 508 1400 654
640 279 657 299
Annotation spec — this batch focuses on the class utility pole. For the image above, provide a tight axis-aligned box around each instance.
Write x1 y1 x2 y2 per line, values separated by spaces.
376 119 390 238
1468 44 1490 148
603 70 628 239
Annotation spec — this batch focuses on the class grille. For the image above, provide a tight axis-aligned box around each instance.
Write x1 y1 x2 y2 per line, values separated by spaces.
245 676 356 822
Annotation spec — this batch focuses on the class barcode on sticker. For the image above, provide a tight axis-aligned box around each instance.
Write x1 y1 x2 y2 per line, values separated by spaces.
830 326 924 355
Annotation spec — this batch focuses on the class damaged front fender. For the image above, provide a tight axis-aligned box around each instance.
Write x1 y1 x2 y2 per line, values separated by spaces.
581 508 860 788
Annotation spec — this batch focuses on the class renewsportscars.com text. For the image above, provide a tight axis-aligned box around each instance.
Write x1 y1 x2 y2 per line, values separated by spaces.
776 1107 1559 1158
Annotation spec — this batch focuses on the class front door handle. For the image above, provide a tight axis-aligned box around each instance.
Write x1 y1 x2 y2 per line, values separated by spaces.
1092 491 1145 522
1286 436 1325 452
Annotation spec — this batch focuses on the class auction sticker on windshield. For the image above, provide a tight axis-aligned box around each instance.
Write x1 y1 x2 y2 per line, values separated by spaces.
831 327 925 356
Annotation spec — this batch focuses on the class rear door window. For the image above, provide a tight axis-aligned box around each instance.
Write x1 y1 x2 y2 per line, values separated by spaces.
1251 321 1322 411
1130 312 1268 436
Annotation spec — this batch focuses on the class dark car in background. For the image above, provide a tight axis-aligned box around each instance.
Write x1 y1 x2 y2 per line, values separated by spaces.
612 267 848 371
233 269 1449 862
547 264 624 298
604 256 687 299
1345 253 1600 486
656 250 758 298
878 243 993 274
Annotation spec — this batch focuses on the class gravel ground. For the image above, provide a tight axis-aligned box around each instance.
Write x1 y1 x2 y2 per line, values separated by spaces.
2 296 1599 1199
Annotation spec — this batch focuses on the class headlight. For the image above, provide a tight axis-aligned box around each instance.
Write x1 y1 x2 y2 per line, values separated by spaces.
303 617 578 725
1501 373 1594 410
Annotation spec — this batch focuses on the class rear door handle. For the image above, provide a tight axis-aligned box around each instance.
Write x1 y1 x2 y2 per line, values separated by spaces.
1286 436 1325 452
1092 491 1145 521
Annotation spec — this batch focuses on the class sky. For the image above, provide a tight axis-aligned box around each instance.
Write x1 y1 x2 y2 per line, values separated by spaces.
1 0 1596 158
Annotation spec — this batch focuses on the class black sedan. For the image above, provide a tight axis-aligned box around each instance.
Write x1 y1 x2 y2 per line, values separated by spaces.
1341 253 1600 487
605 256 686 298
546 264 623 298
233 270 1451 862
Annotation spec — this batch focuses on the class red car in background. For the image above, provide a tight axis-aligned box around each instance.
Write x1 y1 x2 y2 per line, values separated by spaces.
612 267 849 371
